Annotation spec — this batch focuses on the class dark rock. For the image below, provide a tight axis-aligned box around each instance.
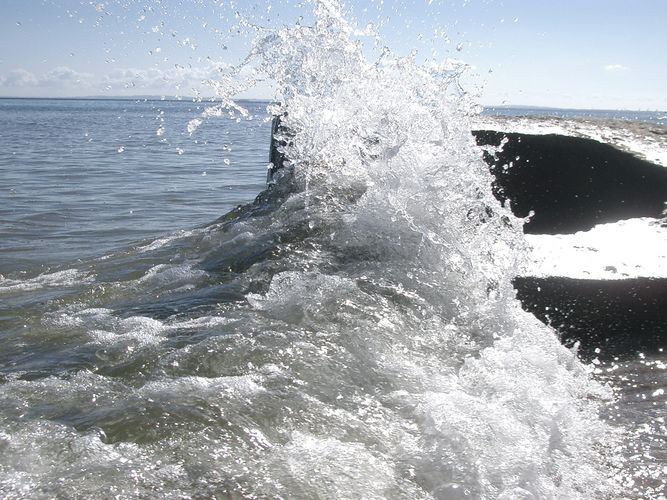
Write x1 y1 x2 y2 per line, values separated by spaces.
514 276 667 358
473 131 667 234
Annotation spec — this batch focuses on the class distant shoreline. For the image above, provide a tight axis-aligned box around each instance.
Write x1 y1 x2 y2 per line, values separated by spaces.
0 95 664 114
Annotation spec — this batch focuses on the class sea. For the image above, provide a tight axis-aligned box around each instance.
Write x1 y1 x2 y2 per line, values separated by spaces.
483 106 667 126
1 10 666 499
0 97 271 273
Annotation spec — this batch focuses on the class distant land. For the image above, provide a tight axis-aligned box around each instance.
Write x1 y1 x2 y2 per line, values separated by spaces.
0 95 664 113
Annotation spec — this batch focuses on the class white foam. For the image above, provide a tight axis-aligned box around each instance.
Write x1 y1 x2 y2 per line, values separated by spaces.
523 217 667 279
0 268 94 294
166 315 233 330
135 228 199 253
89 316 167 347
44 307 115 329
139 374 266 398
137 263 208 286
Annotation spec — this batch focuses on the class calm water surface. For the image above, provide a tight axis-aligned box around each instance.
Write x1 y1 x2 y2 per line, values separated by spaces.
0 98 270 274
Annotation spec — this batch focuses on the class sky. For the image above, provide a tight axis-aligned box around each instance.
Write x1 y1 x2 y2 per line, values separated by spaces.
0 0 665 110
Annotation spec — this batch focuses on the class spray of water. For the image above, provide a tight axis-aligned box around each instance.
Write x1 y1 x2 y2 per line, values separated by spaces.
206 1 620 496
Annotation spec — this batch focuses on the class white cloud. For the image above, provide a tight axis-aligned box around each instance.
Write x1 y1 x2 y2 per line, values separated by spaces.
0 66 95 89
100 63 228 92
44 66 96 87
604 64 629 72
0 62 251 97
0 68 40 87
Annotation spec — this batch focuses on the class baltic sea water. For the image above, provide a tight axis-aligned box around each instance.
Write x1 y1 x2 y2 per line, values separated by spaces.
0 98 665 498
0 98 271 274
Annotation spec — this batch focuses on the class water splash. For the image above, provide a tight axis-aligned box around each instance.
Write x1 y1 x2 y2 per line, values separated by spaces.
195 1 620 496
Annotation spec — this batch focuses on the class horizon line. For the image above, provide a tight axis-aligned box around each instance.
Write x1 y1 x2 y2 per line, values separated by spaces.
0 95 664 114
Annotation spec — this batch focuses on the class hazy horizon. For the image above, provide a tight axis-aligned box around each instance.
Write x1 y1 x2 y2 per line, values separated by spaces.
0 94 664 113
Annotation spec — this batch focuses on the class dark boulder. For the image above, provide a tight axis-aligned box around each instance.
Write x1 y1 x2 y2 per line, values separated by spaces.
514 276 667 359
473 131 667 234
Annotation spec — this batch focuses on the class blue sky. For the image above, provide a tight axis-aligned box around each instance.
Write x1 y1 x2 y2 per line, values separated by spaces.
0 0 665 110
